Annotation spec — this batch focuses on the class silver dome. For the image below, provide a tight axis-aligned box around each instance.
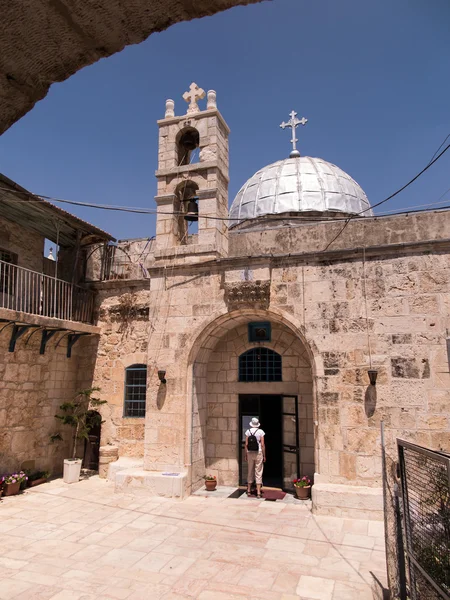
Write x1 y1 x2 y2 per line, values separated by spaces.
229 157 372 226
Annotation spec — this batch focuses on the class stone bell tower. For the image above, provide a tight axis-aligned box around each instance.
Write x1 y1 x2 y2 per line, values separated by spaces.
154 83 229 260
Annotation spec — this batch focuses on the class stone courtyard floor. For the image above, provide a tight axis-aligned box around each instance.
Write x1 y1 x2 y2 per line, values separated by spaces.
0 477 387 600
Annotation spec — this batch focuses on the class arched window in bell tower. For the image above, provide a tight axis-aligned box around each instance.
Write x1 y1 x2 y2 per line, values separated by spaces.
177 127 200 166
175 180 199 242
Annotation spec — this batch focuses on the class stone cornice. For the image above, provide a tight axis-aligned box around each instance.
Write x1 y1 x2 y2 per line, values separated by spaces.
155 161 230 183
90 238 450 290
156 108 230 134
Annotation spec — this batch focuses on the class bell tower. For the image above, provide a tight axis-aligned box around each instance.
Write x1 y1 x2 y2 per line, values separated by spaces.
154 83 229 261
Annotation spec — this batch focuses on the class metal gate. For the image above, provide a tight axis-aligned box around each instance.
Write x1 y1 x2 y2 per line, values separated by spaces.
398 440 450 599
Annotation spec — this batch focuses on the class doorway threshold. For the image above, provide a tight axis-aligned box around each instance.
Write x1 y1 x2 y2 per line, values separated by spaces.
193 485 311 506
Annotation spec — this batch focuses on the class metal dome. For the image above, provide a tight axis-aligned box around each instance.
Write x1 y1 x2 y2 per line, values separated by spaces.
229 157 372 227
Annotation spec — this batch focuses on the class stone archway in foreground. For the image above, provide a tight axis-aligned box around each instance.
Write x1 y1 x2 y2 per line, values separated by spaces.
1 0 263 134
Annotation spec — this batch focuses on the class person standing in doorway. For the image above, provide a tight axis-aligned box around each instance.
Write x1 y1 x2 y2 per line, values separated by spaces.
245 417 266 498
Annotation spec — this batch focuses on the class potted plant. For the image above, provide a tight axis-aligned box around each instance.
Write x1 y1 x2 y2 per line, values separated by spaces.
50 388 106 484
293 476 311 500
0 475 4 498
28 471 50 487
203 475 217 491
3 472 28 496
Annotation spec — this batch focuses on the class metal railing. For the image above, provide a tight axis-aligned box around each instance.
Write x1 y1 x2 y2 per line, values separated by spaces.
0 260 95 324
398 439 450 599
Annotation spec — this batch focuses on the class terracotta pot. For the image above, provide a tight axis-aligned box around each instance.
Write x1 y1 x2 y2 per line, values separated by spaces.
30 478 47 487
205 479 217 491
4 481 21 496
294 485 311 500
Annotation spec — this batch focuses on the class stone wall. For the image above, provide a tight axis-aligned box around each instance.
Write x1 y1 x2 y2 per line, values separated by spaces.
0 215 44 272
92 286 151 458
229 209 450 257
0 332 97 474
92 229 450 494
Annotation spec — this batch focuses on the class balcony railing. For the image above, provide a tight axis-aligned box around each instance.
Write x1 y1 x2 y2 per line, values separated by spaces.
0 260 95 324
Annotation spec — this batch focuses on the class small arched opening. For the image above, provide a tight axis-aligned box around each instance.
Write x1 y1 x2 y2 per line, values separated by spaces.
177 127 200 166
175 180 199 240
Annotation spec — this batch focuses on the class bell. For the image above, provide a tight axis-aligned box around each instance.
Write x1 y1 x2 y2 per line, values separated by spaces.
181 131 198 151
184 197 199 222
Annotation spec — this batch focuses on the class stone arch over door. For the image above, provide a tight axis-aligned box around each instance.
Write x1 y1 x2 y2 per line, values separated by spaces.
186 308 320 492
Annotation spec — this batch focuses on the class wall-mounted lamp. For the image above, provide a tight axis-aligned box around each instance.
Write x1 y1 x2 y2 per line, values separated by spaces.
368 369 378 386
157 370 167 384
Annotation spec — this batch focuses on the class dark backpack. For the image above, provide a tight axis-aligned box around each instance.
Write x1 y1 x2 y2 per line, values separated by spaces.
247 428 259 452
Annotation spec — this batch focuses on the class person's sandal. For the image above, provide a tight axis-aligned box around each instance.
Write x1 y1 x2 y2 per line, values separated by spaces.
256 494 262 499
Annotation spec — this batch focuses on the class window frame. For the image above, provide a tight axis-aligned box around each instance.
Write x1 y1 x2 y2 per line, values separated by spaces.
123 364 147 418
238 347 282 382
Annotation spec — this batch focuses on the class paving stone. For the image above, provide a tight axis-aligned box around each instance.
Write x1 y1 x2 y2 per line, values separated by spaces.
0 477 387 599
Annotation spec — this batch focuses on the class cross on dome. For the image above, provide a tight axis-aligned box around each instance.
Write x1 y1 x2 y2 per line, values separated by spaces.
183 82 205 114
280 110 308 158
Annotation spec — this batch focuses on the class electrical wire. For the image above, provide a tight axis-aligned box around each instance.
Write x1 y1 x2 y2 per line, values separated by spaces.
1 138 449 232
2 185 450 225
323 140 450 250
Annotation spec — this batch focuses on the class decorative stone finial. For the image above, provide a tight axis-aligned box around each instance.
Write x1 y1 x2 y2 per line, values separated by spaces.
280 110 308 158
165 99 175 118
182 82 205 114
207 90 217 110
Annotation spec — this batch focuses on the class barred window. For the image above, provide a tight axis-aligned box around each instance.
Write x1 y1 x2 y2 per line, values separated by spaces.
124 364 147 417
239 348 282 382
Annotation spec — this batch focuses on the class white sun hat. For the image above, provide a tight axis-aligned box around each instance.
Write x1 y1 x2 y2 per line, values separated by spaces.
249 417 260 428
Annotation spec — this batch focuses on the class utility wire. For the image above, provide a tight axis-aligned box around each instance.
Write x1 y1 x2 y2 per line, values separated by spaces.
1 140 449 232
323 140 450 250
1 185 450 224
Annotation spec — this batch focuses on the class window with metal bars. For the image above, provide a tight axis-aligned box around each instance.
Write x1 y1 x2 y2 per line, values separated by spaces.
238 348 282 382
124 364 147 417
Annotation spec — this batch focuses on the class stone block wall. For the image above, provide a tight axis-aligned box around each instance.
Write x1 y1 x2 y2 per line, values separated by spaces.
267 250 450 485
0 215 44 272
0 332 97 474
92 287 151 458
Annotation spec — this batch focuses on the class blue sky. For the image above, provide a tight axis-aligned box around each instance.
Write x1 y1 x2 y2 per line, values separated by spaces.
1 0 449 241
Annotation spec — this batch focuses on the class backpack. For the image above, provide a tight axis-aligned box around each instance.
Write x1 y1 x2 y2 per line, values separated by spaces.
247 428 259 452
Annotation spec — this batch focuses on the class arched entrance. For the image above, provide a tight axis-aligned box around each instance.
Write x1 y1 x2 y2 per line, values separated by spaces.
188 310 316 493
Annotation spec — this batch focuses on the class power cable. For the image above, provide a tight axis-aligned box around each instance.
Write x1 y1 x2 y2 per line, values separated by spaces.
2 185 450 224
323 140 450 250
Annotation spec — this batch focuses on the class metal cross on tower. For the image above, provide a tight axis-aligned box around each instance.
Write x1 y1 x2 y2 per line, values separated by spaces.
183 82 205 114
280 110 308 158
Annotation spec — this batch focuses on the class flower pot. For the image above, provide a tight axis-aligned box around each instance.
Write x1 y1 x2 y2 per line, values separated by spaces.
205 480 217 491
30 478 47 487
63 459 82 484
294 485 311 500
4 481 21 496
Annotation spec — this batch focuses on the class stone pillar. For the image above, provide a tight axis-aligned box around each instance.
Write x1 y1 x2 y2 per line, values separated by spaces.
98 445 118 478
